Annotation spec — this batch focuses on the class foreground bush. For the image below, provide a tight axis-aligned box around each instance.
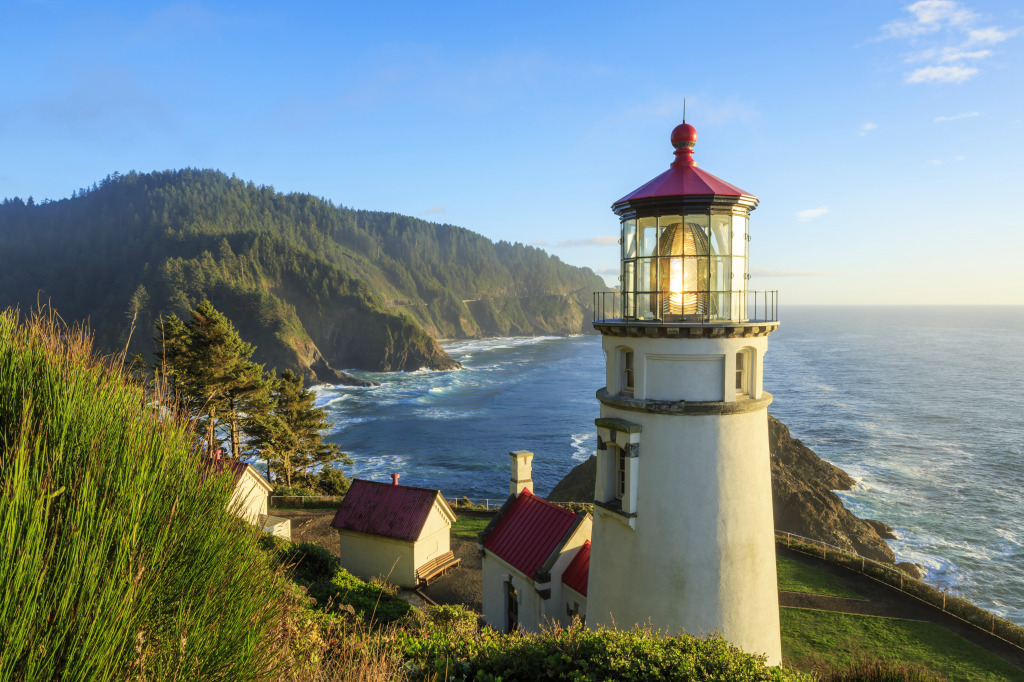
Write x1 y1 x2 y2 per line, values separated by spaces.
397 622 811 682
305 565 414 625
0 309 304 681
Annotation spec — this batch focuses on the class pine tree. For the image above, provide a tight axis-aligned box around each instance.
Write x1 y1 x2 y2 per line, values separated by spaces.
248 369 351 487
153 300 267 458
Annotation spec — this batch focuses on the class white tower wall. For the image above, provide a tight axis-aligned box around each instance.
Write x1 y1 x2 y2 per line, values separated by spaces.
587 330 781 665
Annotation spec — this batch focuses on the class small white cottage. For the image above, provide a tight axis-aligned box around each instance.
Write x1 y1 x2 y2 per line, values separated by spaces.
330 475 459 588
201 455 289 539
479 452 592 633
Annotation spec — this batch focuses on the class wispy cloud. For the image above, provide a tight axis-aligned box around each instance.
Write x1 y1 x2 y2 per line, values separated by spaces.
796 207 829 221
421 205 445 216
877 1 1018 85
881 0 977 39
934 111 980 122
907 64 978 83
859 122 878 136
750 268 845 278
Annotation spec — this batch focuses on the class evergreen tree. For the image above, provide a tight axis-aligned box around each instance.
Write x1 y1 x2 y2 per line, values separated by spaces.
248 369 351 487
153 300 267 458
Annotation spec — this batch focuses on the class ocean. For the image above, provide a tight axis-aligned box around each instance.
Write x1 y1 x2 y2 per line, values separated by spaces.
317 305 1024 624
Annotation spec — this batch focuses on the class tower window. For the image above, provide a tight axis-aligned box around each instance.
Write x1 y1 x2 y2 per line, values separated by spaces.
615 448 626 500
621 349 634 396
736 350 749 396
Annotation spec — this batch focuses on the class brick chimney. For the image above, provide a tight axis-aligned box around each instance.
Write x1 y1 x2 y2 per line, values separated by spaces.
391 472 400 486
509 450 534 496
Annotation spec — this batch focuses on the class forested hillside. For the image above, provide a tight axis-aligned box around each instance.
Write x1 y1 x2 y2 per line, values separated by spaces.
0 169 605 381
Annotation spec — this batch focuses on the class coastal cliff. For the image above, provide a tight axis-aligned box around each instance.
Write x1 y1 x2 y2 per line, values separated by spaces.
549 415 897 565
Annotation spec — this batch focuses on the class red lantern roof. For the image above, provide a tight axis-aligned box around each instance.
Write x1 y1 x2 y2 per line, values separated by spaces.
614 122 755 205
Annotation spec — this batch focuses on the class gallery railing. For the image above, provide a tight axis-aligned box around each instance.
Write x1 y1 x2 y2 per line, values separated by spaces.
593 290 778 324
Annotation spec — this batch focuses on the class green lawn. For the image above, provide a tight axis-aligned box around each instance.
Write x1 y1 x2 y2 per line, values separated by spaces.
777 556 862 598
781 608 1024 681
452 514 492 541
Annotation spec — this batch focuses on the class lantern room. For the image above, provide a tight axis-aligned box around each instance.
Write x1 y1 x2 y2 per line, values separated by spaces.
611 122 760 323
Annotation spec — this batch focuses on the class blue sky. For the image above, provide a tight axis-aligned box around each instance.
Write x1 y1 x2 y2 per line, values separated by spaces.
3 0 1022 304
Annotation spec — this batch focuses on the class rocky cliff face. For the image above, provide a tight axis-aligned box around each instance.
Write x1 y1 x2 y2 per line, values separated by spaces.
548 415 897 564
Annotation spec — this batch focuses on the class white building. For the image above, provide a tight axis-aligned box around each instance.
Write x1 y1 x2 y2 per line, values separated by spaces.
330 476 459 588
479 451 592 632
201 455 286 538
586 121 782 664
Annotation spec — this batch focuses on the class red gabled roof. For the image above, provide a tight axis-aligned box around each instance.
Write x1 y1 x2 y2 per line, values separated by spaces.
482 490 577 578
561 540 590 597
200 457 250 483
615 164 753 204
330 479 445 542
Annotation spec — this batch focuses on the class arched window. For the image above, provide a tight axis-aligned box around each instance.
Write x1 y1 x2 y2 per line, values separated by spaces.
620 348 634 396
736 349 751 397
737 348 753 395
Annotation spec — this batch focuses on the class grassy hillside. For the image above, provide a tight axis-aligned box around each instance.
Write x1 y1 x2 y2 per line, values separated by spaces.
0 170 606 380
0 307 309 679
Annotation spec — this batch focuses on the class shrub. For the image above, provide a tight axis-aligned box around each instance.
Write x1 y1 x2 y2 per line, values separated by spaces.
317 465 351 496
398 622 810 681
306 567 413 625
426 604 478 639
284 541 342 584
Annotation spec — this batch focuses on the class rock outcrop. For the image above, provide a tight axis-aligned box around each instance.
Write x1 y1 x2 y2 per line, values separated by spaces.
548 415 896 564
768 416 895 564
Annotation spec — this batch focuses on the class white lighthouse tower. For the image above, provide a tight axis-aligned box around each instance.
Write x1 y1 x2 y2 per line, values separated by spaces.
586 121 781 664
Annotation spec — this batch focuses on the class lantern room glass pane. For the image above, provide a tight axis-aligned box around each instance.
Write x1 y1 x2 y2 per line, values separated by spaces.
732 215 747 259
637 258 656 319
638 217 658 257
622 261 635 318
683 213 709 240
711 256 731 319
622 219 636 260
710 214 731 257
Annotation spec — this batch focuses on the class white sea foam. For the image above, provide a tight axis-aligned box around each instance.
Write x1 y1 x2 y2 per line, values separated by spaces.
570 433 595 462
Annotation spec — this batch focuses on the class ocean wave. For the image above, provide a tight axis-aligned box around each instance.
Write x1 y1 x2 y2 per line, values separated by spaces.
570 432 595 462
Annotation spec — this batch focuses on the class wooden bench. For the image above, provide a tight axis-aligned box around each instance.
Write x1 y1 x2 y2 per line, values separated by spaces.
417 551 461 585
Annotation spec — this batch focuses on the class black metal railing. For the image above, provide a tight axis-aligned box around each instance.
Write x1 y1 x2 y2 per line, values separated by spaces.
593 290 778 324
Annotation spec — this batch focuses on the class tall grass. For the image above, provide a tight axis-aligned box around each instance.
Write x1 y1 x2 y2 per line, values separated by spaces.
0 308 304 681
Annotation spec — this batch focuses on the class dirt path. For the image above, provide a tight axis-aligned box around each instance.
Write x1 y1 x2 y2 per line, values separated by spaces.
274 510 1023 672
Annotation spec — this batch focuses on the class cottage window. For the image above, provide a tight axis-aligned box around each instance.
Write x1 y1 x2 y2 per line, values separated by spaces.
505 580 519 632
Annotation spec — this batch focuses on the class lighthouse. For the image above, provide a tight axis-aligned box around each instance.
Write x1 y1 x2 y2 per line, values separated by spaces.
586 121 781 664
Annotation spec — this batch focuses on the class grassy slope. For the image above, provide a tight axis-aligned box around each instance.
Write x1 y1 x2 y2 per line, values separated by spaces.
776 556 862 599
781 609 1024 681
0 308 304 681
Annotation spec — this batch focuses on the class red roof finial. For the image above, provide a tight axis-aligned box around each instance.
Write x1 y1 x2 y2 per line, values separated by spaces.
670 120 698 168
